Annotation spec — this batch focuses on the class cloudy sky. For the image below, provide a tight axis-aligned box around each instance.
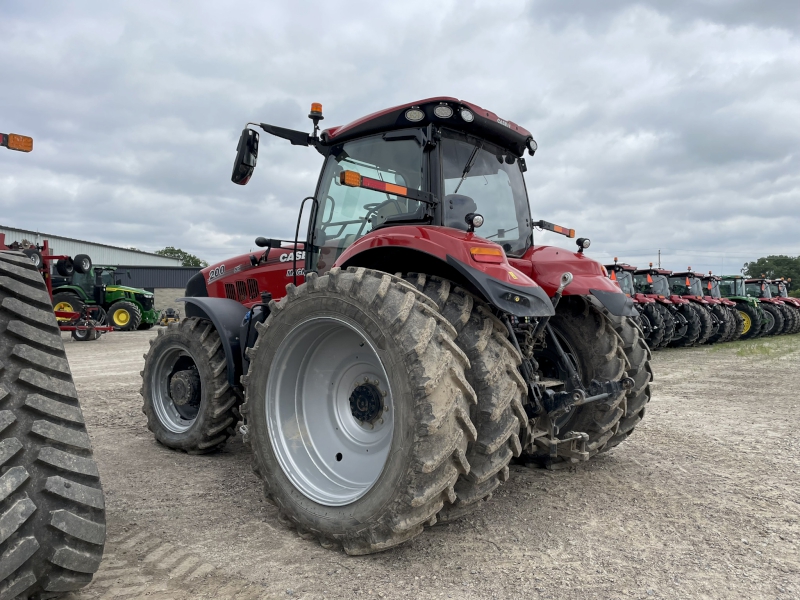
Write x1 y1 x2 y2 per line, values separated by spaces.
1 0 798 274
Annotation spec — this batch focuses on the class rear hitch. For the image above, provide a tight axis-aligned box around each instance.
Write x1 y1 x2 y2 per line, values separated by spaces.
542 376 634 419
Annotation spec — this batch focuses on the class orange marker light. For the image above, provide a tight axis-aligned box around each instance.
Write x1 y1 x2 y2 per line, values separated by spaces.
340 170 362 187
1 133 33 152
568 229 576 238
310 103 323 114
469 246 504 264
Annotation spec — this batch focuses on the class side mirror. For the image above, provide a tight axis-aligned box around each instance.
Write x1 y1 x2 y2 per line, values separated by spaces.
127 271 132 280
255 237 270 248
232 127 259 185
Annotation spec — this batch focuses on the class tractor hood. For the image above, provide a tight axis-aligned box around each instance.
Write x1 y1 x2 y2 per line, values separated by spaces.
105 285 152 297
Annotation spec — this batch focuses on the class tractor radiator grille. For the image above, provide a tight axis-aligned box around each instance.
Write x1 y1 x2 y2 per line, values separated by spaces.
224 283 237 300
247 278 259 300
235 280 248 301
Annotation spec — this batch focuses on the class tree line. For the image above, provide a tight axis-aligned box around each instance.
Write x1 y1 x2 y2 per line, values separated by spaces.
742 255 800 297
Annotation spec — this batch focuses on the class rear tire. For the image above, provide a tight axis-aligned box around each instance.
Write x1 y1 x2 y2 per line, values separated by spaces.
777 304 795 335
760 303 782 336
668 304 701 347
638 303 665 349
107 301 142 331
603 311 653 450
736 303 761 340
654 303 675 349
52 292 85 323
141 318 240 453
242 268 478 554
707 305 731 344
691 303 714 346
405 274 526 523
726 307 745 342
530 296 631 463
0 250 106 597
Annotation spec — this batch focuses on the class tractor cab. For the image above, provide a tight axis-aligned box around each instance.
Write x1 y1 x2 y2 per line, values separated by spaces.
718 275 746 298
605 260 636 296
668 271 705 298
745 279 771 299
633 267 671 297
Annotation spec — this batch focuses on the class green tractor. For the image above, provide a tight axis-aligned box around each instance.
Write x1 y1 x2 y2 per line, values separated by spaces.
718 275 767 340
52 264 158 331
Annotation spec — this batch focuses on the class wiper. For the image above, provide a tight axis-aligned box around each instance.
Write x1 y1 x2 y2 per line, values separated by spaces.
485 226 518 240
453 142 482 193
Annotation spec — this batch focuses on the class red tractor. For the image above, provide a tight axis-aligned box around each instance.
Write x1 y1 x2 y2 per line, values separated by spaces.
701 272 743 343
666 269 720 346
746 278 796 336
632 265 699 348
606 259 665 348
141 98 651 554
768 279 800 334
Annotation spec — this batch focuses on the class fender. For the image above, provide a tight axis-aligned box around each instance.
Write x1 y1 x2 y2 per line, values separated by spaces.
179 297 249 388
336 225 553 317
509 246 637 317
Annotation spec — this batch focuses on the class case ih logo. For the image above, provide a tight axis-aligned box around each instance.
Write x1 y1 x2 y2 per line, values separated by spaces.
280 251 305 263
496 118 510 128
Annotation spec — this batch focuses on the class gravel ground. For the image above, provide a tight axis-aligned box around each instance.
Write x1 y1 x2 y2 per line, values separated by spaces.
62 329 799 600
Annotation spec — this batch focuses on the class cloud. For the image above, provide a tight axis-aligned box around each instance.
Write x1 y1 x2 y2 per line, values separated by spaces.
1 0 798 277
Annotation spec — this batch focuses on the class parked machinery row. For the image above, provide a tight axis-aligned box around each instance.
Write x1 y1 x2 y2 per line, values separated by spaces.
607 260 799 349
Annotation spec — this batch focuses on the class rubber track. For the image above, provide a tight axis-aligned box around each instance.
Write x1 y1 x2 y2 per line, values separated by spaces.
241 267 478 554
141 317 240 453
0 250 105 598
405 274 526 522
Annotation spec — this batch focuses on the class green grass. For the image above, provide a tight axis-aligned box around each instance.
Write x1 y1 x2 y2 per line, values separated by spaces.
710 334 800 358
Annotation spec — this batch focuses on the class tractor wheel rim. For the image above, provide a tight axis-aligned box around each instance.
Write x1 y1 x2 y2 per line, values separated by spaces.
114 309 130 326
151 344 200 433
54 301 74 321
266 316 394 507
739 311 751 334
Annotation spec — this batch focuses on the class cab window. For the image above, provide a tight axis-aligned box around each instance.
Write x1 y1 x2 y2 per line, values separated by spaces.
311 135 425 273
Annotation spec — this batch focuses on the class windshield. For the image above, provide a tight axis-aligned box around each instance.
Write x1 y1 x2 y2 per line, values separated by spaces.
311 135 425 272
668 276 701 296
704 280 721 299
441 132 531 256
719 278 745 297
768 283 785 297
778 283 789 298
616 271 635 295
70 268 115 294
746 282 770 298
633 273 670 295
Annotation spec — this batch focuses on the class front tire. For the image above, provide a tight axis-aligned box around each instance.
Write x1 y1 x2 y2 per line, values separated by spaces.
759 303 782 336
668 304 701 347
242 268 478 554
638 302 665 349
107 301 142 331
141 318 240 453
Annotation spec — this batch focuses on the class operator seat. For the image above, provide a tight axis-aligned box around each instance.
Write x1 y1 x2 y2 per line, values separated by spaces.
443 194 478 231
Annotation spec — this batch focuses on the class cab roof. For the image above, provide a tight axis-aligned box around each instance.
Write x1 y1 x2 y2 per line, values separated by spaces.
320 97 534 157
605 262 636 272
634 267 672 276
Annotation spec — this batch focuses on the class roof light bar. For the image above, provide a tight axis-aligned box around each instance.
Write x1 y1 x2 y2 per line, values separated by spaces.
532 220 576 238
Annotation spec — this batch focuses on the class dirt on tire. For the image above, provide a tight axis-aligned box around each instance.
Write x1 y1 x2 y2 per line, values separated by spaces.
241 267 478 554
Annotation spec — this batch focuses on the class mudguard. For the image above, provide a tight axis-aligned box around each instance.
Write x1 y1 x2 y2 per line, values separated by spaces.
179 297 249 388
588 289 638 317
